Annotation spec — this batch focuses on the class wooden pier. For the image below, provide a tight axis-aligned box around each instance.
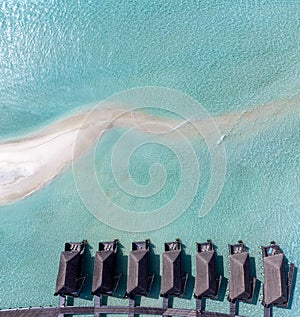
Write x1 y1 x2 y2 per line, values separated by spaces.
229 302 236 317
0 305 246 317
263 307 271 317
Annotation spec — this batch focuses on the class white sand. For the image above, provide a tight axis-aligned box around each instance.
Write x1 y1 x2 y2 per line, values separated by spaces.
0 96 298 205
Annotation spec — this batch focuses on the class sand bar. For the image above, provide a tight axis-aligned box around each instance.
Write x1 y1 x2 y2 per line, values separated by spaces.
0 96 298 205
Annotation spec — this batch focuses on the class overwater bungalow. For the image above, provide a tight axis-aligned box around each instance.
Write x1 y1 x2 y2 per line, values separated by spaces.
261 242 294 309
92 240 119 297
160 239 187 298
227 241 255 303
54 240 86 298
125 240 153 298
194 240 221 299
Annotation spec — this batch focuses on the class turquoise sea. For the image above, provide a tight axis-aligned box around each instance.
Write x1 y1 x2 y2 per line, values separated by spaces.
0 1 299 317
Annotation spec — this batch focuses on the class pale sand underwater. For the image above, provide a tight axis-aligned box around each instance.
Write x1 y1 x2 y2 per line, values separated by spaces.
0 95 299 205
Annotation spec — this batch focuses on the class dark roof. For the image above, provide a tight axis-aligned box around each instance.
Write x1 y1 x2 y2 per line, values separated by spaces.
54 241 86 297
194 247 217 298
92 241 117 296
54 254 83 296
263 253 287 307
160 242 182 297
126 241 149 297
228 252 251 302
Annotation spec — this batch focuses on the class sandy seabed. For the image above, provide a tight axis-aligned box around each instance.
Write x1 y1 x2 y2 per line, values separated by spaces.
0 96 298 205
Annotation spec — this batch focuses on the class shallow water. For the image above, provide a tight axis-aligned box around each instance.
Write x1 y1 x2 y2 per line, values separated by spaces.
1 1 300 138
0 1 299 316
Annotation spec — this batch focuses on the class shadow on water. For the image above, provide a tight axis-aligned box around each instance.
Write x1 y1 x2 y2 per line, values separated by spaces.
148 241 161 299
215 253 227 302
66 296 74 306
168 296 174 309
249 256 261 305
281 247 297 310
80 242 94 301
287 265 297 309
114 242 128 299
101 295 108 306
181 242 194 300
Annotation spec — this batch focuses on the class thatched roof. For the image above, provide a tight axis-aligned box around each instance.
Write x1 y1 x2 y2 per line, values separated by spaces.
229 252 251 301
92 249 116 296
54 251 82 297
160 250 182 297
263 253 287 307
194 250 217 298
126 249 149 296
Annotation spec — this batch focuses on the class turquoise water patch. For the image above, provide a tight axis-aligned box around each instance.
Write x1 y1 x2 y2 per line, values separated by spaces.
1 1 300 138
0 1 299 316
0 109 299 316
95 129 182 212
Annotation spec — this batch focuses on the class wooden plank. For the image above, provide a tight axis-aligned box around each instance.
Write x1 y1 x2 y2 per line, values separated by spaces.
196 298 202 311
94 295 101 317
229 302 236 317
0 305 247 317
59 296 65 308
162 297 168 309
162 297 169 317
128 298 135 317
263 307 271 317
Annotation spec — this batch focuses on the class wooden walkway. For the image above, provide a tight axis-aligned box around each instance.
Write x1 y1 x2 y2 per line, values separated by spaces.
229 302 236 317
263 307 271 317
0 305 246 317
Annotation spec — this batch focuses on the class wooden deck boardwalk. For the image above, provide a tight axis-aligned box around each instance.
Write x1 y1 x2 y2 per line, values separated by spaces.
0 305 246 317
229 302 236 317
263 307 271 317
